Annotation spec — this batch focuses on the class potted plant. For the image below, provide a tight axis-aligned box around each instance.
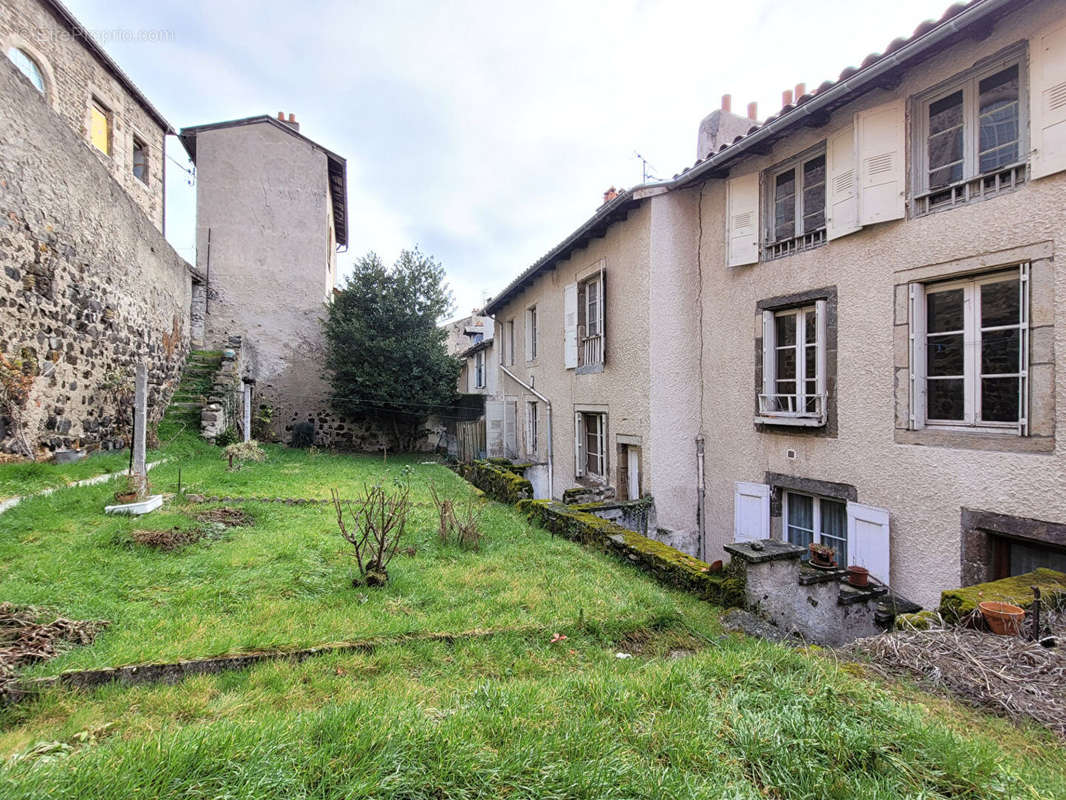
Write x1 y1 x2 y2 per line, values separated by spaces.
978 601 1025 635
846 565 870 587
808 542 836 568
113 473 147 504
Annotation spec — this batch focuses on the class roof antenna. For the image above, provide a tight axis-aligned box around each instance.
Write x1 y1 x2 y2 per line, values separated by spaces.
633 151 660 184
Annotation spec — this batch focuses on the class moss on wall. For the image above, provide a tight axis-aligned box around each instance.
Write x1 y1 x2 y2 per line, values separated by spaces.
939 568 1066 623
517 499 744 608
454 460 533 504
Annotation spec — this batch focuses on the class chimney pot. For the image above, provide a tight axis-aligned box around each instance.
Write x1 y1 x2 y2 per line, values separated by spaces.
288 113 296 122
721 93 732 113
747 101 758 121
794 82 806 99
278 111 285 120
782 89 793 107
603 186 619 204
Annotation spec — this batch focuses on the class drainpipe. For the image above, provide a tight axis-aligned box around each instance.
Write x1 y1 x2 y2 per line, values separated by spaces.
500 365 552 499
695 434 706 561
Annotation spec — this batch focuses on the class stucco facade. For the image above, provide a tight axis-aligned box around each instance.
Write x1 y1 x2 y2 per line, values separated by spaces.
0 0 172 231
182 116 345 444
691 0 1066 606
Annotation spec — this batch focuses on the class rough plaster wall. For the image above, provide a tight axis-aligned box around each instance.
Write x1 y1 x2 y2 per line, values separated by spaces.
492 203 652 504
0 57 191 453
648 189 703 549
195 122 334 443
696 0 1066 606
0 0 168 230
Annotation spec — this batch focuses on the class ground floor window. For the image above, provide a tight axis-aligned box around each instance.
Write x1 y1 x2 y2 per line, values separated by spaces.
575 411 606 479
785 491 847 564
526 401 538 456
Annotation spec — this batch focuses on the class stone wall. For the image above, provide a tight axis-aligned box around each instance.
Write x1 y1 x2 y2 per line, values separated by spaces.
201 337 244 442
0 0 170 231
0 57 192 455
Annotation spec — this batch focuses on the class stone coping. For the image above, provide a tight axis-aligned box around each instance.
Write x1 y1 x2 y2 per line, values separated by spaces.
724 539 805 564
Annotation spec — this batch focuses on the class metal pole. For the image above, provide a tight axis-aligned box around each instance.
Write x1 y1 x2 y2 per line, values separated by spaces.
242 382 252 443
133 363 148 496
696 434 706 562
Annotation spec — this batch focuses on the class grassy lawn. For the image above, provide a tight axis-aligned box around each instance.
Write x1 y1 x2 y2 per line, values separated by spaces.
0 450 132 501
1 432 1064 798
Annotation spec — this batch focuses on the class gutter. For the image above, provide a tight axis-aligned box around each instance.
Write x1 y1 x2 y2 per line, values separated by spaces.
673 0 1018 188
500 366 552 499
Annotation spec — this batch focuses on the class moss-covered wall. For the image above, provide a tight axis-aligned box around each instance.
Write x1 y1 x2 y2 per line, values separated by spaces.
453 460 533 505
518 499 744 608
939 567 1066 623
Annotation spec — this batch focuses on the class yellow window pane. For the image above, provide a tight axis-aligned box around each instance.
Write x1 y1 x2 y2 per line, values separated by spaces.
90 103 109 154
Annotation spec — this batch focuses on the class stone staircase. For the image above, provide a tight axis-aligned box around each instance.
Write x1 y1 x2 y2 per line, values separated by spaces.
161 350 223 434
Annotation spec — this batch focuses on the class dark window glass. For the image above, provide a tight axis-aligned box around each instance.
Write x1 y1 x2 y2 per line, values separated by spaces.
927 378 965 420
978 65 1019 173
980 279 1020 327
132 139 148 184
927 334 964 376
776 348 796 383
775 314 796 347
981 377 1019 422
787 493 814 551
981 328 1019 375
819 499 847 565
927 288 964 333
928 90 964 188
774 169 796 241
802 155 826 232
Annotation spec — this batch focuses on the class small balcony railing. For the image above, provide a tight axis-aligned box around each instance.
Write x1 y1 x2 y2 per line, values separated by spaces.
913 162 1027 217
763 227 827 261
756 392 826 426
580 333 602 367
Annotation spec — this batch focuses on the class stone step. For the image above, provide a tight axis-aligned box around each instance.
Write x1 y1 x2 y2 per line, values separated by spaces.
169 402 204 408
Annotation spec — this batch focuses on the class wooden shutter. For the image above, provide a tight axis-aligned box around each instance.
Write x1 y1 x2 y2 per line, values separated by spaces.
815 300 828 417
563 283 578 369
599 266 607 365
761 310 776 398
856 99 905 225
726 172 759 267
733 481 770 542
826 123 860 240
574 412 585 477
467 357 476 393
524 309 533 361
1031 21 1066 179
908 283 927 430
485 400 506 457
846 502 890 583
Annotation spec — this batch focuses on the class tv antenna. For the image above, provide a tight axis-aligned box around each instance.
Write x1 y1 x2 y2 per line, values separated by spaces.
633 151 660 184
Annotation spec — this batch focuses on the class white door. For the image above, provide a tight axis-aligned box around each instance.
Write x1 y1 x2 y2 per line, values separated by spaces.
485 400 506 458
846 502 891 583
627 447 640 499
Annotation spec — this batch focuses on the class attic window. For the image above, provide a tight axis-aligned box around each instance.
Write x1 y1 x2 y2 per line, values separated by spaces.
6 47 45 94
132 137 148 184
762 146 827 260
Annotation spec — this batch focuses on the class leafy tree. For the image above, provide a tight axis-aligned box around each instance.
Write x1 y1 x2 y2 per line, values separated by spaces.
324 249 461 451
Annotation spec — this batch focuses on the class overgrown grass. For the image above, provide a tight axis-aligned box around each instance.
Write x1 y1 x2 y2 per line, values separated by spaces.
1 431 1064 798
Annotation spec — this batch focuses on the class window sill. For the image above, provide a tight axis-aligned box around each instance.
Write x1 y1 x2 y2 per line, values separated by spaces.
754 415 825 428
576 363 604 375
894 426 1053 454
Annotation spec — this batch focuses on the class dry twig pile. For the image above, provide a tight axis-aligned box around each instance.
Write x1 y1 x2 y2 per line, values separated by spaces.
853 611 1065 736
0 603 108 695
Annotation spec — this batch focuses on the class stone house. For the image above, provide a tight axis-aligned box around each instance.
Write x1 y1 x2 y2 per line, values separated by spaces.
0 0 194 456
178 113 348 445
680 0 1066 607
0 0 177 231
483 0 1066 605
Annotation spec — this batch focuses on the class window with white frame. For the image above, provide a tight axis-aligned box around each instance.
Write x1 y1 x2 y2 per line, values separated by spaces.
759 300 827 425
473 350 485 389
507 319 515 365
578 273 603 367
785 491 848 565
526 401 538 455
763 146 826 259
910 265 1029 433
132 136 149 184
575 412 606 479
914 52 1026 215
526 306 538 361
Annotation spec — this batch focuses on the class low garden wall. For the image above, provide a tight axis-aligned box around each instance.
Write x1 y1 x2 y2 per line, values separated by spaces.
453 459 532 504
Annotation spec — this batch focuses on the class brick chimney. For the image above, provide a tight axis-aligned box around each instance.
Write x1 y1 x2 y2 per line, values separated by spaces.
782 89 793 107
747 101 758 121
721 93 732 113
276 111 300 133
696 94 759 160
794 82 807 100
603 186 619 204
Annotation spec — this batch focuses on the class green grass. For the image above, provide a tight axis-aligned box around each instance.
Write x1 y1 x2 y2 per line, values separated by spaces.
0 429 1063 798
0 450 131 500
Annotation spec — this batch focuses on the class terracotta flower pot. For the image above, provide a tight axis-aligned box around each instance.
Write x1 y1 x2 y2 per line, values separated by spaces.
846 565 869 587
978 601 1025 635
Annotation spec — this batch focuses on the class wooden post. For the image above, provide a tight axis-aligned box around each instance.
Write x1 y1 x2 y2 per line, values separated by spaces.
132 363 148 498
242 382 252 443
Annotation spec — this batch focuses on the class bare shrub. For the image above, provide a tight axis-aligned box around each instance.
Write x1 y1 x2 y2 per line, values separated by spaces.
430 483 485 551
331 480 410 587
223 440 266 471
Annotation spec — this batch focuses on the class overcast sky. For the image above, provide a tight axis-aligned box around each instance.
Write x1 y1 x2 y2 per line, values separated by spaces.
72 0 955 321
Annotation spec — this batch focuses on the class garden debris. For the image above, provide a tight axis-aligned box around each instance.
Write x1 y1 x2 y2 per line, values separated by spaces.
131 526 207 551
852 610 1066 737
195 507 253 528
0 603 108 696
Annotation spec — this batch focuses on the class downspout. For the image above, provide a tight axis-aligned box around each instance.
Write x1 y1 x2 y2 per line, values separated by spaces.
695 434 706 562
500 365 552 499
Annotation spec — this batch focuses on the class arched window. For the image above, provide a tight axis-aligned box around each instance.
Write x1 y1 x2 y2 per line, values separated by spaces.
6 47 46 94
